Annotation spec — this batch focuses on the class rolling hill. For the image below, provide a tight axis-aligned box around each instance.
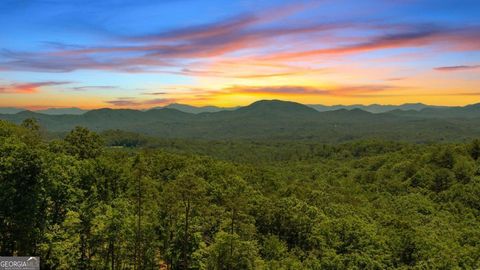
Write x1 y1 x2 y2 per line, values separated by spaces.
163 103 239 114
36 107 88 115
306 103 447 113
1 100 480 142
0 107 88 115
0 107 25 114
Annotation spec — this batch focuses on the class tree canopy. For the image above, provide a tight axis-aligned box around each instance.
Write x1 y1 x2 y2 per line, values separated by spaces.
0 120 479 269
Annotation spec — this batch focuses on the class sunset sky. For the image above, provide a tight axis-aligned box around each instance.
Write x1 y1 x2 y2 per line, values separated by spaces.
0 0 479 109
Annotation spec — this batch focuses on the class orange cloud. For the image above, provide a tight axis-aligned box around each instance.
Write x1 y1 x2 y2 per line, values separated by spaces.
184 84 400 99
0 81 71 94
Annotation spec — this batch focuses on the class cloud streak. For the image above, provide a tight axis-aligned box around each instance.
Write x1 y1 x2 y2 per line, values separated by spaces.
0 81 71 94
205 84 399 98
141 92 167 95
71 85 118 91
2 4 478 76
434 65 480 71
263 26 480 60
105 97 176 107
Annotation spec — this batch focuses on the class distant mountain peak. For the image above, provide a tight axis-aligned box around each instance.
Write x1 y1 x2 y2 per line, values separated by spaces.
246 99 314 109
248 99 309 107
463 103 480 110
16 110 38 116
308 102 444 113
36 107 88 115
349 108 371 114
165 103 195 108
402 102 426 106
163 103 237 114
239 100 318 117
0 107 25 114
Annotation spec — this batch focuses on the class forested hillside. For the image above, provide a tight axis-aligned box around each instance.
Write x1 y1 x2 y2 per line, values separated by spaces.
2 100 480 142
1 119 479 269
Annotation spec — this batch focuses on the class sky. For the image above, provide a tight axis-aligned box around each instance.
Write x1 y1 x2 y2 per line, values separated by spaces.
0 0 479 109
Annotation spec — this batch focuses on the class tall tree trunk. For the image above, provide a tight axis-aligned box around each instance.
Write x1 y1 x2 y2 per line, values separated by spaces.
110 239 115 270
230 208 236 269
135 176 142 270
80 233 87 270
182 201 190 270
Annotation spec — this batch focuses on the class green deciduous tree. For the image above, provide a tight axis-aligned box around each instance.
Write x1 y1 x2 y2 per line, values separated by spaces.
203 232 261 270
65 127 104 159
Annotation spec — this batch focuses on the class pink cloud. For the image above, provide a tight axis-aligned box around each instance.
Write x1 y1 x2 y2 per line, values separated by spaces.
263 26 480 60
0 81 71 94
0 7 478 76
214 84 398 97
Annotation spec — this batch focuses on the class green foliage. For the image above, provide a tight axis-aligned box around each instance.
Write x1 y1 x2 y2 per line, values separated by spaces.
65 126 104 159
101 129 148 147
202 232 261 270
21 118 40 132
468 139 480 160
0 134 44 255
0 122 479 269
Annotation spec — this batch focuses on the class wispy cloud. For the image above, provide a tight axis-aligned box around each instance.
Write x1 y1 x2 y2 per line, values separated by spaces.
141 92 167 95
3 3 477 76
206 84 398 97
0 81 71 94
105 97 175 107
386 77 407 81
71 85 118 91
262 26 480 60
159 67 312 79
452 92 480 96
434 64 480 71
0 49 173 73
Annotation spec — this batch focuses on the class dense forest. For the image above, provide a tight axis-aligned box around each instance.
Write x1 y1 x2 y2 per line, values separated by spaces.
1 119 480 269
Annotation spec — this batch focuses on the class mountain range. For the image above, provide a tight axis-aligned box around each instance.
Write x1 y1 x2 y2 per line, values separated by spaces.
0 102 453 115
0 107 88 115
1 100 480 142
163 102 446 114
307 103 448 113
162 103 240 114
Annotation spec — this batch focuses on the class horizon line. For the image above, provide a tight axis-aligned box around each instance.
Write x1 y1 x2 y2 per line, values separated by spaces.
1 99 479 112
